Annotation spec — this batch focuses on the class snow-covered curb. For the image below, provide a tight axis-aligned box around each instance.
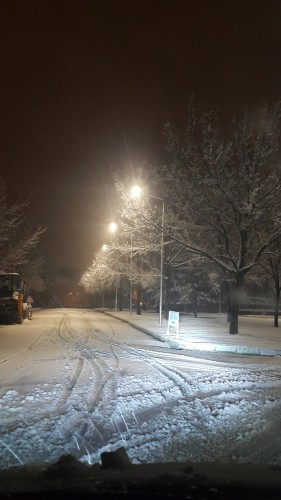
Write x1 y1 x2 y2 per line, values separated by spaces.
98 310 281 357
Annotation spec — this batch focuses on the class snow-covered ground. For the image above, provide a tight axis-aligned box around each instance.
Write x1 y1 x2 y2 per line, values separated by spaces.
1 308 281 469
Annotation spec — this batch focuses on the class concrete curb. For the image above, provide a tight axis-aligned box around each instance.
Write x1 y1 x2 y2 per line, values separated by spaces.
96 309 281 357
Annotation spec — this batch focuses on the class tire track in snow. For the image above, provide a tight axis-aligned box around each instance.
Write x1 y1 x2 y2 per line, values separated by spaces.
2 310 281 467
54 356 84 414
86 326 214 400
88 324 281 404
60 314 119 411
85 321 281 457
52 313 121 451
0 325 55 366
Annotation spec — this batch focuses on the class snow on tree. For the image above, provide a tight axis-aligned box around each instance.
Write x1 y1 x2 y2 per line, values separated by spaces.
254 238 281 327
19 251 45 292
0 179 45 273
80 247 117 295
158 101 281 334
117 102 281 334
80 230 160 313
114 181 220 316
113 203 164 313
175 258 220 317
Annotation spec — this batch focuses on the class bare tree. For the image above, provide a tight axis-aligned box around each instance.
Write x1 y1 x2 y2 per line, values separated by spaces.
80 232 159 313
116 186 220 315
80 248 117 294
0 179 45 273
117 102 281 334
18 251 45 292
160 102 281 334
256 239 281 327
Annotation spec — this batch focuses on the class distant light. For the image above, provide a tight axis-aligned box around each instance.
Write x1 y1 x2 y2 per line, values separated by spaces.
102 244 108 252
131 185 142 198
109 222 118 233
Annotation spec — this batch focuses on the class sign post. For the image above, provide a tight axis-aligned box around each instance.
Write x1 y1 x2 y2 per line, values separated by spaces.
167 310 180 336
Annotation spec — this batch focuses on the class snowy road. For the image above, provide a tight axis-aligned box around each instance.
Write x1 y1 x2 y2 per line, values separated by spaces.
1 308 281 469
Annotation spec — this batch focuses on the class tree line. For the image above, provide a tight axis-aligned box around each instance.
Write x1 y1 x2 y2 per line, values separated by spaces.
81 101 281 334
0 179 45 290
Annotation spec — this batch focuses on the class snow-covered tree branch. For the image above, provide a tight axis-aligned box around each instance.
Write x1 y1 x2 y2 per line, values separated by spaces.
116 101 281 334
0 179 45 274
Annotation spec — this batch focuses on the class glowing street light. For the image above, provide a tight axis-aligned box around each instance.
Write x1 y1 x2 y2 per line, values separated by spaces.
109 221 118 233
131 185 142 199
130 185 165 326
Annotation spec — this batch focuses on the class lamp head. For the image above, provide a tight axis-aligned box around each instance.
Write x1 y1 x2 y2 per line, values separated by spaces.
131 185 142 199
109 222 118 233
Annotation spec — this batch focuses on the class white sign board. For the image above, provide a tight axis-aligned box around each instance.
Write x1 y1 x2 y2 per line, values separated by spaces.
167 310 180 336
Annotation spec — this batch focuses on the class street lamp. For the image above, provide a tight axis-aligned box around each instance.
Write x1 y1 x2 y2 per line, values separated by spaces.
101 244 109 308
131 185 142 199
131 186 165 326
109 222 118 312
109 222 118 233
129 232 133 319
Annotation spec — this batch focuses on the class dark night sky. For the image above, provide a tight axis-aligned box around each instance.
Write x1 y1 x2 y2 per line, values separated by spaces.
1 0 281 272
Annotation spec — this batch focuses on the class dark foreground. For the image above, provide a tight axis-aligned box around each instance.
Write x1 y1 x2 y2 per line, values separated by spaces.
1 449 281 499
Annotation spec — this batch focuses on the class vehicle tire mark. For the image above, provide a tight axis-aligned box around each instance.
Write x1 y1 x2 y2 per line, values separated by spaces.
54 314 120 446
54 356 84 414
0 325 56 366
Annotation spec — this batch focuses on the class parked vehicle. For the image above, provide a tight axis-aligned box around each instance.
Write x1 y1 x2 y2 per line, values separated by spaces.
0 273 31 324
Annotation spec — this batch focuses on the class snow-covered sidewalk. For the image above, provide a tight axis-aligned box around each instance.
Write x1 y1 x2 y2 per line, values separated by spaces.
99 310 281 356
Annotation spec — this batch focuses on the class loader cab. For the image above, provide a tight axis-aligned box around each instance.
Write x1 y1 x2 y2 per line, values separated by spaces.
0 273 26 323
0 273 23 295
0 275 13 297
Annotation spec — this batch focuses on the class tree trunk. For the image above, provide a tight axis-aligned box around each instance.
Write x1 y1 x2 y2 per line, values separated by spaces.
227 301 231 322
229 302 239 334
136 283 142 315
164 272 170 320
118 294 123 311
191 298 198 318
224 281 231 322
118 278 123 311
142 291 147 310
228 279 243 335
274 288 280 327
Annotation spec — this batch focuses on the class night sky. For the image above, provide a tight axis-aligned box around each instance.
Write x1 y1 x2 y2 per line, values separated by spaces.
1 0 281 272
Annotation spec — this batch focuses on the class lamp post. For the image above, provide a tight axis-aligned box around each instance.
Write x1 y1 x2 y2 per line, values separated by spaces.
101 244 108 308
109 222 118 312
159 199 164 327
130 232 133 319
131 186 165 326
